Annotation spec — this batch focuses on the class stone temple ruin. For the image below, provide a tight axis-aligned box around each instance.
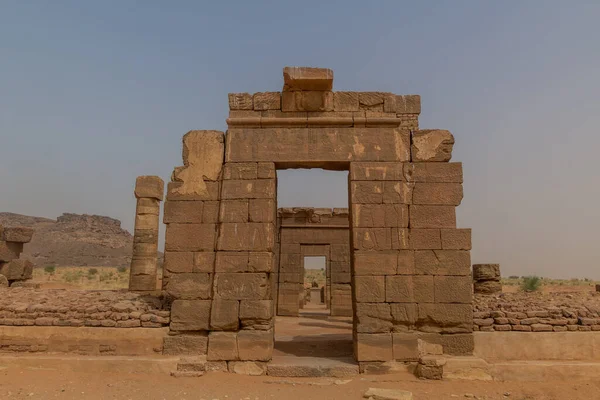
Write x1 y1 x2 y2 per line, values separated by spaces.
0 226 34 287
129 66 474 367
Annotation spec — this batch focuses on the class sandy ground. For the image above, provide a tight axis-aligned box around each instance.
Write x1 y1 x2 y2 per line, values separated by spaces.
1 368 599 400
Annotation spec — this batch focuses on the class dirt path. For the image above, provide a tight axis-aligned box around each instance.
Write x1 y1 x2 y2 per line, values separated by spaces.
0 368 599 400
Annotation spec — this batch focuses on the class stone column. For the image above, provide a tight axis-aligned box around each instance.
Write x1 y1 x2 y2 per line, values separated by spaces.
473 264 501 294
129 175 164 291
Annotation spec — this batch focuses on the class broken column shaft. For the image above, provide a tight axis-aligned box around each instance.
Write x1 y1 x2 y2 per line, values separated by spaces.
129 176 164 291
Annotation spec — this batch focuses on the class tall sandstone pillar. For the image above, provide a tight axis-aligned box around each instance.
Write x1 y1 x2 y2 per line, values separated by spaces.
129 176 164 291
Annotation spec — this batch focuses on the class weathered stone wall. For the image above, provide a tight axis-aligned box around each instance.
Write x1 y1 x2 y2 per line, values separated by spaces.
0 288 169 329
277 207 351 316
474 291 600 332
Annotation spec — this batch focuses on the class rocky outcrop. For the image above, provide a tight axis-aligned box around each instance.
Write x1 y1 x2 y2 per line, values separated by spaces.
0 212 134 267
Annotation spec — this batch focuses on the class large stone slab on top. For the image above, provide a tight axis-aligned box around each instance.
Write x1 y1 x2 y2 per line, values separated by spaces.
225 127 410 169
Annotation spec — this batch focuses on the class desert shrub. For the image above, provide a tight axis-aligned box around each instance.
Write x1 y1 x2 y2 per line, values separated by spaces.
44 265 56 274
117 266 127 273
88 268 98 276
521 276 542 292
508 275 519 279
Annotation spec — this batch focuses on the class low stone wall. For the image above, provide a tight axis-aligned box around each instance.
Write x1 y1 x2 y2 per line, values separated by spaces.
0 288 169 328
473 291 600 332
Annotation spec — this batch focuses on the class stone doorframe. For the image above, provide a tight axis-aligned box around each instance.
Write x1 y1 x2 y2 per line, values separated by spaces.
157 67 474 368
276 207 352 317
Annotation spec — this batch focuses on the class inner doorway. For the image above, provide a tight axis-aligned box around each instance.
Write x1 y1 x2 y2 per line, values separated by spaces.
302 255 327 314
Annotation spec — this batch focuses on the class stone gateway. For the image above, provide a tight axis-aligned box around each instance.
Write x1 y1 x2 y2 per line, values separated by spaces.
141 67 473 367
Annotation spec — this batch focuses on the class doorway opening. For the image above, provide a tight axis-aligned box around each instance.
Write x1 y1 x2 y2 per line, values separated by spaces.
302 256 327 314
273 168 353 361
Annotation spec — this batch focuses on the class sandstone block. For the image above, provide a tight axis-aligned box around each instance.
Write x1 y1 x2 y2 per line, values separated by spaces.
257 162 276 179
331 271 351 283
0 259 33 280
356 303 392 333
163 333 208 355
193 252 216 273
440 229 472 250
216 252 249 272
333 91 359 111
410 229 441 250
164 201 204 223
403 163 463 183
210 299 240 330
135 176 164 200
472 264 500 280
214 273 269 300
414 250 471 276
239 300 273 324
135 198 160 215
397 251 416 275
416 333 474 356
352 204 408 228
391 228 410 250
355 276 385 302
166 273 212 300
352 228 392 251
354 251 397 276
202 201 219 224
134 213 159 231
411 130 454 162
219 200 249 223
355 333 393 361
283 67 333 91
249 199 276 222
391 303 418 326
412 183 463 205
167 181 220 201
351 181 383 203
434 276 472 303
383 94 421 114
228 361 267 376
1 227 34 243
225 127 410 164
217 223 274 251
417 304 472 330
165 224 216 252
248 252 273 272
207 332 238 361
237 329 273 361
350 162 404 181
221 179 276 199
228 93 253 110
171 130 224 198
253 92 280 110
282 91 333 112
170 300 211 331
409 206 456 229
473 280 502 294
0 241 23 262
383 182 414 204
392 333 419 361
358 92 386 110
386 275 434 303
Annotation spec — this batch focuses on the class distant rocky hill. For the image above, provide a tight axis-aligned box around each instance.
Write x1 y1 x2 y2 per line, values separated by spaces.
0 212 134 267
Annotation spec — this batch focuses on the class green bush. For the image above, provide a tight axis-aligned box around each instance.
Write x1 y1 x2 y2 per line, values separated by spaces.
88 268 98 276
508 275 519 279
521 276 542 292
117 266 127 273
44 265 56 274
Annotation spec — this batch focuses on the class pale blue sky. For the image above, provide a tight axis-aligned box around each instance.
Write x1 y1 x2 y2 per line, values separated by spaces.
1 1 599 278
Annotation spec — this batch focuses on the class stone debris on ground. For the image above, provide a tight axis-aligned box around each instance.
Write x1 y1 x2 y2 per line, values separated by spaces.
473 291 600 332
363 387 413 400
